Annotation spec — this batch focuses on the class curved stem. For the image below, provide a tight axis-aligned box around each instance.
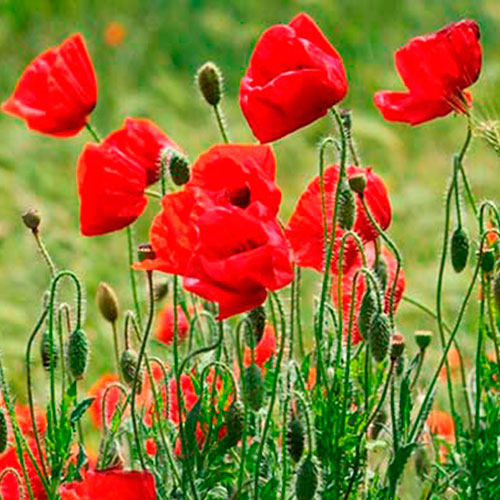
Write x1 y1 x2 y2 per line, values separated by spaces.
213 105 229 143
32 231 56 277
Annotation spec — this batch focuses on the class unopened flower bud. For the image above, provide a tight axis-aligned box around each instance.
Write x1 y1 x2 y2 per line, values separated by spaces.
414 330 432 351
390 332 405 360
245 305 266 346
0 409 7 454
369 312 391 362
348 173 367 195
480 248 495 274
41 329 59 371
22 209 41 232
225 401 244 448
295 455 318 500
338 179 356 230
169 152 190 186
244 364 264 411
287 411 305 463
137 243 156 262
97 282 120 323
67 329 89 380
358 285 378 340
450 227 469 273
197 62 223 106
120 349 142 393
373 256 388 292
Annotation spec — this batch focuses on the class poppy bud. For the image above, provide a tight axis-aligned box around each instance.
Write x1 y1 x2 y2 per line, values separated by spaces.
169 152 190 186
369 312 391 362
348 173 367 195
96 282 120 323
373 255 388 292
414 330 432 351
358 285 378 340
244 364 264 411
287 412 305 463
137 243 156 262
450 227 469 273
0 409 7 454
493 271 500 312
245 305 266 346
120 349 142 393
480 248 495 274
225 401 244 448
295 455 318 500
338 179 356 230
197 62 223 106
41 329 59 371
390 333 405 360
67 329 89 380
22 208 41 232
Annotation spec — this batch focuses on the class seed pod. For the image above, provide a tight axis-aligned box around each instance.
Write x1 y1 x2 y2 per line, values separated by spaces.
169 153 190 186
338 180 356 230
358 285 378 340
245 305 266 346
22 208 41 232
244 364 264 411
414 330 432 351
197 62 223 106
481 248 495 274
287 412 305 463
493 271 500 312
67 329 89 380
0 409 7 454
450 227 469 273
369 312 391 363
295 455 318 500
40 329 58 371
120 349 142 393
225 401 244 448
137 243 156 262
348 173 366 195
373 256 388 292
97 282 119 323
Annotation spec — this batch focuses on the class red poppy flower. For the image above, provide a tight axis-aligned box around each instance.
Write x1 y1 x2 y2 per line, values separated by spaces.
374 20 481 125
286 165 391 274
87 374 122 429
187 144 281 215
332 244 405 344
155 304 190 345
243 325 277 368
0 441 46 500
0 402 46 444
59 470 156 500
168 374 198 425
240 12 347 143
2 33 97 137
184 202 293 319
438 347 462 382
77 117 180 236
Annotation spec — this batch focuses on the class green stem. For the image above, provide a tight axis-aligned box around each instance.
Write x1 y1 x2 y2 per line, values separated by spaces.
85 122 101 142
213 105 229 143
126 226 142 328
32 231 56 277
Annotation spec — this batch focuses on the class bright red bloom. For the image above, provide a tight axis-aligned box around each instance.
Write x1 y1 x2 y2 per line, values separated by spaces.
168 374 198 425
187 144 281 215
240 13 347 143
0 403 46 444
243 325 277 368
374 20 481 125
0 441 46 500
77 117 180 236
155 304 190 345
332 244 405 344
87 374 122 429
427 410 455 442
184 203 293 319
2 34 96 137
59 470 156 500
286 165 391 274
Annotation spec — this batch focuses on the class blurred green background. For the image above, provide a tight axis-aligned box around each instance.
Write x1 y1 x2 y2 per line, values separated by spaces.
1 0 500 401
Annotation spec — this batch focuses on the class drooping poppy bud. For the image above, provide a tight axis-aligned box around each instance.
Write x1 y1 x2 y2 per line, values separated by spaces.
480 248 495 274
0 409 7 454
120 349 142 393
287 412 305 463
295 455 318 500
169 152 191 186
224 401 244 449
337 179 356 230
358 285 378 341
369 312 391 362
450 227 469 273
245 305 267 346
67 329 89 380
41 329 59 371
244 364 264 411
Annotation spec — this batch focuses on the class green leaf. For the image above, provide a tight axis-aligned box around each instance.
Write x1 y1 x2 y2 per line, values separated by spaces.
387 442 418 493
70 397 95 426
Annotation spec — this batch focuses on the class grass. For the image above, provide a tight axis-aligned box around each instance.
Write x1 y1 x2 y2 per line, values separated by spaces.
1 0 500 412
